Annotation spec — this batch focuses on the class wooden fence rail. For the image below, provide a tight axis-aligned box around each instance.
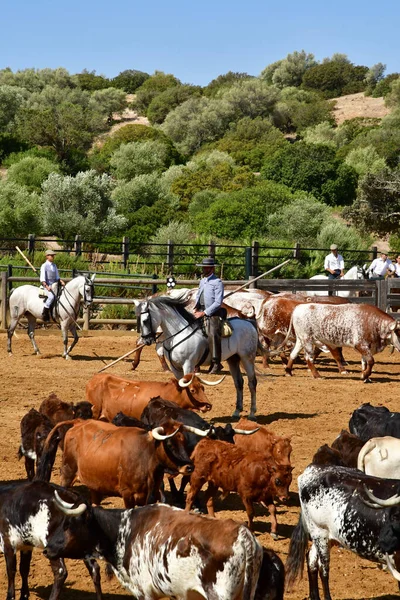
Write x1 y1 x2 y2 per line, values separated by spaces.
1 274 400 331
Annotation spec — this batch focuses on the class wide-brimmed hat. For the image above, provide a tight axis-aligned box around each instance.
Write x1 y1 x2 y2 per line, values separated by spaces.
196 257 218 268
45 249 56 256
330 244 338 250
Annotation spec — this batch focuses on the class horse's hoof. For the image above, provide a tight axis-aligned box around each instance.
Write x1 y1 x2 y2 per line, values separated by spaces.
8 352 12 357
231 410 241 420
270 532 279 541
340 370 348 375
247 414 257 422
363 378 373 384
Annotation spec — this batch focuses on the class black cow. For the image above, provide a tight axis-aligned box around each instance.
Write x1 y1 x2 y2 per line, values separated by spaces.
349 402 400 441
44 494 281 600
18 409 53 480
286 464 400 599
0 480 101 600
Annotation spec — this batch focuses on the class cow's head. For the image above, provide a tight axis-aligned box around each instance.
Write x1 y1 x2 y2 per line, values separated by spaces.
173 374 221 413
152 418 194 475
44 491 96 561
267 464 293 503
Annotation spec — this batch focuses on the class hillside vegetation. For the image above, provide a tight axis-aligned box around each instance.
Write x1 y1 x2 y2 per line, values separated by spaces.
1 52 400 273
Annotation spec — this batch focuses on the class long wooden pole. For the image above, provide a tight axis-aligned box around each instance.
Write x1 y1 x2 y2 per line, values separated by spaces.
223 258 292 300
97 343 147 373
16 246 38 274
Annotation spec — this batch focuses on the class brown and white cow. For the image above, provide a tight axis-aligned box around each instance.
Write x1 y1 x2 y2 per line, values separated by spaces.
44 498 266 600
86 372 218 421
40 418 193 508
284 303 400 381
233 418 292 465
185 438 293 537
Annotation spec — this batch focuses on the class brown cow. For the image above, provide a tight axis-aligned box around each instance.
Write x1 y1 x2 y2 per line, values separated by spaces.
39 393 93 423
86 372 217 421
185 438 293 537
40 418 193 508
233 418 292 465
330 429 364 467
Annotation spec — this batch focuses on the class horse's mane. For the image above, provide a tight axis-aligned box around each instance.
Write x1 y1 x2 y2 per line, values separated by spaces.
150 295 198 325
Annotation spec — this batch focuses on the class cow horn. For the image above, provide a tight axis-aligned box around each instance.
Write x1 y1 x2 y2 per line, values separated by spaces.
232 427 260 435
183 425 211 436
178 374 195 388
390 331 400 352
386 554 400 582
197 375 226 386
363 485 400 507
152 426 179 441
54 490 87 516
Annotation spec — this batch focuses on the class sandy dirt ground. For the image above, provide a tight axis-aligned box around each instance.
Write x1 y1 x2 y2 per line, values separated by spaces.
1 328 400 600
332 92 390 125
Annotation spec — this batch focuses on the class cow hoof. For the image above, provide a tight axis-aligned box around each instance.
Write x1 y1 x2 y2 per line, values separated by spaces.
270 532 279 540
363 378 373 384
247 414 257 422
8 352 12 357
340 369 348 375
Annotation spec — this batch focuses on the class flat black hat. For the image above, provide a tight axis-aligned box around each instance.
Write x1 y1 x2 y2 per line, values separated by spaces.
196 257 218 267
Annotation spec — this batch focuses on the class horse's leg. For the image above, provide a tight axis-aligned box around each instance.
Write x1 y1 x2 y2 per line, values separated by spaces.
240 358 258 420
7 309 20 355
64 324 79 359
228 354 244 419
27 314 40 355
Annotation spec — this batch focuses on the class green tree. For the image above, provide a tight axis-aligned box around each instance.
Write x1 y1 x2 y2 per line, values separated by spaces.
272 87 334 132
372 73 400 98
385 79 400 108
0 85 27 132
343 169 400 236
191 180 294 239
7 156 60 192
147 84 202 124
133 71 181 115
261 142 358 206
270 50 317 88
111 69 150 93
302 59 368 98
203 72 254 97
73 70 110 91
344 146 386 176
110 140 170 180
41 170 125 239
0 67 74 92
16 86 105 167
90 88 127 122
0 180 41 236
267 194 330 245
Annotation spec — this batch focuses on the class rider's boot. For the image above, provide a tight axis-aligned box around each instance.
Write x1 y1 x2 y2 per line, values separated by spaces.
42 307 50 322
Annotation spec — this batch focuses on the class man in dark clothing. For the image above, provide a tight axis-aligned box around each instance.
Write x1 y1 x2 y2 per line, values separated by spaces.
194 257 225 375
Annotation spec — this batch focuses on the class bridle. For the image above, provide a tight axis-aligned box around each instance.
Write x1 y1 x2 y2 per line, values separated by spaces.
137 300 204 348
54 276 94 323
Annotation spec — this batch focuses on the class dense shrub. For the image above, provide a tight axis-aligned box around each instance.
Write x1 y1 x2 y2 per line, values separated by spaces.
73 70 111 91
7 156 60 192
302 60 368 98
110 140 170 180
372 73 400 98
133 72 181 115
147 85 202 124
0 181 41 237
261 142 358 206
203 72 254 97
111 69 150 93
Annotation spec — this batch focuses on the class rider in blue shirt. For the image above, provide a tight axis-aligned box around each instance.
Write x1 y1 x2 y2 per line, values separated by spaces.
39 250 65 321
194 257 225 374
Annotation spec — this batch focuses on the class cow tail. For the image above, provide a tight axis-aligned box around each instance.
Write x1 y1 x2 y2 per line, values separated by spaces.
285 512 309 591
34 420 76 482
357 439 375 472
241 525 263 600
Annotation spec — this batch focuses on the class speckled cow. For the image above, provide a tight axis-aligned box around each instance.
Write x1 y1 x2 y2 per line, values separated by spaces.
44 498 266 600
286 464 400 599
284 303 400 381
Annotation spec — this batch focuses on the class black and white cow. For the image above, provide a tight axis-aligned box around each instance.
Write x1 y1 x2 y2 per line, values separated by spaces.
0 480 101 600
286 464 400 599
349 402 400 441
44 494 270 600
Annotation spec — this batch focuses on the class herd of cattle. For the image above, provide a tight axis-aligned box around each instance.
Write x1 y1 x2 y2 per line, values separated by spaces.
3 361 400 600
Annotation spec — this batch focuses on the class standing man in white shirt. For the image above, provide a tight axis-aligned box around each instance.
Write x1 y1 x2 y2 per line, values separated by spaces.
393 254 400 278
40 250 65 321
367 251 395 280
324 244 345 280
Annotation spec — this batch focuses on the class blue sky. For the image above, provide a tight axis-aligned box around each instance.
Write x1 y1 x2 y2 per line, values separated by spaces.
1 0 398 86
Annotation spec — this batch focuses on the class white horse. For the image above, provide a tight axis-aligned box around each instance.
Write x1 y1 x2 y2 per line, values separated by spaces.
7 275 95 359
307 264 367 297
134 295 259 420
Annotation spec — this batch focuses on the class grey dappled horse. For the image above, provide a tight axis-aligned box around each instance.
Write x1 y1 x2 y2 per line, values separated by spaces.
8 275 95 359
134 295 259 420
308 264 367 297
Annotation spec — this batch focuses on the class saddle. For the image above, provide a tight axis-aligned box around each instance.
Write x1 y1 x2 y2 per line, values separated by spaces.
221 318 233 338
38 286 49 301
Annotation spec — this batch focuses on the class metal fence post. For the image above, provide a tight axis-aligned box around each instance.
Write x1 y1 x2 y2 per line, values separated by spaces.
28 234 35 255
74 235 82 257
7 265 13 294
122 236 130 269
377 279 387 312
152 274 158 295
208 239 216 260
167 240 174 274
1 272 7 330
245 247 252 280
372 245 378 261
251 241 259 278
293 242 301 260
